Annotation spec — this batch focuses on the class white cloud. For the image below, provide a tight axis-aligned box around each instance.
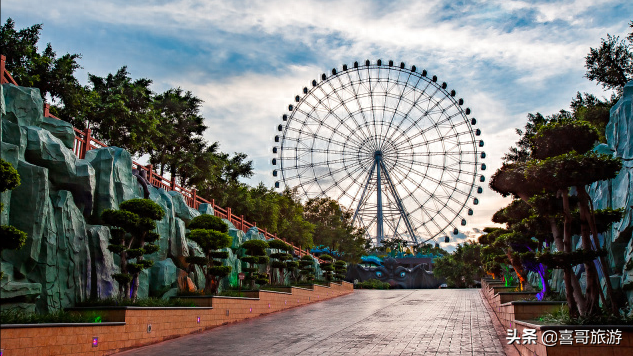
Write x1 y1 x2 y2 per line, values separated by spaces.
3 0 632 248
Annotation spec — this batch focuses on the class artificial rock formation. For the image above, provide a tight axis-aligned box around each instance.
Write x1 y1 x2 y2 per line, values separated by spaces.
0 83 275 312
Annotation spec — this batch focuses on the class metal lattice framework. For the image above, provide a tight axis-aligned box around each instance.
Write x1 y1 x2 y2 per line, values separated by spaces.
272 60 485 246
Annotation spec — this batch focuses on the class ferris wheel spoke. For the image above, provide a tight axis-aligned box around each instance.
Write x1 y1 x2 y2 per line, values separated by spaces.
391 157 477 178
294 107 366 148
380 73 424 148
389 167 460 235
283 125 360 150
307 87 371 146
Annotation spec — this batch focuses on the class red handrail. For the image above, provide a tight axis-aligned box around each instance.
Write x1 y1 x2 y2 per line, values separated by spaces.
0 57 319 261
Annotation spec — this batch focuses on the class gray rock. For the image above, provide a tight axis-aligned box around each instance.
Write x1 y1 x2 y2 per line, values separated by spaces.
1 84 43 127
39 116 74 149
87 225 119 299
24 126 95 216
150 259 178 294
167 191 199 222
85 147 141 219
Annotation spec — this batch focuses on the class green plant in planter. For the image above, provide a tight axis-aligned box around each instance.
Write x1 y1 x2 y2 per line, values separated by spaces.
184 214 233 295
285 260 300 283
268 239 293 285
299 255 316 282
101 199 165 300
240 239 270 287
0 159 28 279
319 254 334 281
334 260 347 280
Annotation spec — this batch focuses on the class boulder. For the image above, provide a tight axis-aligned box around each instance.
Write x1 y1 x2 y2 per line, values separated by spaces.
149 259 178 295
1 84 43 127
167 191 199 222
87 225 119 299
24 126 95 216
84 147 140 218
39 116 74 149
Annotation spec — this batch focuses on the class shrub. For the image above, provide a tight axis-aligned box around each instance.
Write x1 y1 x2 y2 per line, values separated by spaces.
185 214 232 295
355 279 390 289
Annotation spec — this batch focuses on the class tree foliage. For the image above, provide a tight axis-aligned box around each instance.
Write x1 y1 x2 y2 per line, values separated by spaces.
185 214 232 295
433 241 483 288
101 199 165 300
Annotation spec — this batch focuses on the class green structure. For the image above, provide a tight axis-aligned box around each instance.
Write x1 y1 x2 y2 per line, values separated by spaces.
0 83 321 313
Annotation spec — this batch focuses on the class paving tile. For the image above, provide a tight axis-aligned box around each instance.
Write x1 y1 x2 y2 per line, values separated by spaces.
114 289 504 356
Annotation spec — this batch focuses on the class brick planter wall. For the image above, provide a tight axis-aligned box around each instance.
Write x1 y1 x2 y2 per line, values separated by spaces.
481 278 633 355
0 281 353 356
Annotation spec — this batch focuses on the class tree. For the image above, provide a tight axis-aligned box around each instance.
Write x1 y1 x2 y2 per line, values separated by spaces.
319 254 334 281
0 18 82 105
149 88 207 179
298 255 316 282
490 114 623 318
304 197 368 263
101 199 164 300
0 159 28 279
185 214 233 295
433 241 483 288
239 240 270 287
77 67 159 155
585 32 633 94
267 239 293 285
334 260 347 280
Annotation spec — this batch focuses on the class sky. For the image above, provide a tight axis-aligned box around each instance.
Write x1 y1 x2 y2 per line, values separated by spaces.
2 0 632 252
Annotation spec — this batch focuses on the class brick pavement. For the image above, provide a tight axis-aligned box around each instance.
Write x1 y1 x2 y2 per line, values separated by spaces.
116 289 505 356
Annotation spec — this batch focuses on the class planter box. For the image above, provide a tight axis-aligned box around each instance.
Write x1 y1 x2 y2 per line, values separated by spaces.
481 278 632 356
494 292 537 306
1 281 354 355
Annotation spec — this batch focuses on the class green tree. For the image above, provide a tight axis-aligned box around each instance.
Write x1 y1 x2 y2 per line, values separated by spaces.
298 255 316 282
319 254 334 281
150 88 207 179
585 24 633 94
267 239 293 285
304 197 368 263
333 260 347 280
239 239 270 287
433 241 482 288
185 214 233 295
0 18 82 105
101 199 164 300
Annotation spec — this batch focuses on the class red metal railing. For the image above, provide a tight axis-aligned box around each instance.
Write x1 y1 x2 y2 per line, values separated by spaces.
1 56 316 260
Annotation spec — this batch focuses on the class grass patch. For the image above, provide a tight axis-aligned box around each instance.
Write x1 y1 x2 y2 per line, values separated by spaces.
0 310 102 324
354 279 390 290
76 297 195 308
217 290 256 297
537 305 633 325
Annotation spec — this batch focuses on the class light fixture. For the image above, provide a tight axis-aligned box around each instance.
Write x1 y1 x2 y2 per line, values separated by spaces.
92 337 98 347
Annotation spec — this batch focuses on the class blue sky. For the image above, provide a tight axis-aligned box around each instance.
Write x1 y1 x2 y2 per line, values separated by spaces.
3 0 632 251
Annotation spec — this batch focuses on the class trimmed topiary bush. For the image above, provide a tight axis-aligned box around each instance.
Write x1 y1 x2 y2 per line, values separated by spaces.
101 198 165 300
184 214 232 295
240 239 270 287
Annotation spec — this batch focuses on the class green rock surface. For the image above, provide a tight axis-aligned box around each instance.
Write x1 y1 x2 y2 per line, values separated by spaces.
1 84 292 311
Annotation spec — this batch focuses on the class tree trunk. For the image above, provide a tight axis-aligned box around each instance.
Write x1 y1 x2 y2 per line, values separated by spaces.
578 186 619 314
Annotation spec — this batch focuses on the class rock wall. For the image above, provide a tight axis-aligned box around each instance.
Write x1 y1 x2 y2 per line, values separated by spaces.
590 80 633 305
0 84 316 313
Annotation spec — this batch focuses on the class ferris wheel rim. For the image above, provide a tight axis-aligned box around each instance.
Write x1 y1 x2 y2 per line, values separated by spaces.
273 60 485 245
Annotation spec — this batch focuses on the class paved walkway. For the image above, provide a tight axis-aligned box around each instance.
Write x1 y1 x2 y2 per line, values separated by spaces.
117 289 505 356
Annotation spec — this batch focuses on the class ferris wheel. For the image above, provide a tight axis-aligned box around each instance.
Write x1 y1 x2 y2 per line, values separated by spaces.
272 60 485 245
